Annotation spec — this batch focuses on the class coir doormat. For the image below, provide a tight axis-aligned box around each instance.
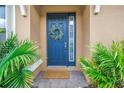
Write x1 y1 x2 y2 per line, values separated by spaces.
41 68 70 79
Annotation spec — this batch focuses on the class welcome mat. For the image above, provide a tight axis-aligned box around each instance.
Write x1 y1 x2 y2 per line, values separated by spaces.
41 68 70 79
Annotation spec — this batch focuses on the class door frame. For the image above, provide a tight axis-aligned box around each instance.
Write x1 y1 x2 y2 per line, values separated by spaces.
46 12 76 66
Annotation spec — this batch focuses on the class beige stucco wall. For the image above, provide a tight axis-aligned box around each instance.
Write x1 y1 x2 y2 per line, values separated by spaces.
30 6 41 55
30 6 44 76
30 6 41 45
16 6 41 42
90 5 124 46
82 6 90 58
39 5 86 70
16 6 31 40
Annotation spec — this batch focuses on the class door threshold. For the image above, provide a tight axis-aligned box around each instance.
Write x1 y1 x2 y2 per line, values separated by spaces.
47 66 75 68
47 66 68 68
47 66 67 67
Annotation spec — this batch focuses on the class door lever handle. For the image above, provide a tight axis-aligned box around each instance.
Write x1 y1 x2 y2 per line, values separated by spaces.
64 42 67 49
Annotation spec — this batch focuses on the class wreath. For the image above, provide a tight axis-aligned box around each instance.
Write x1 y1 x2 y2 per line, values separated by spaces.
49 27 64 40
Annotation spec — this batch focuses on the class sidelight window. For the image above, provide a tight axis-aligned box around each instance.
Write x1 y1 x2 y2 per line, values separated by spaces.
69 16 75 62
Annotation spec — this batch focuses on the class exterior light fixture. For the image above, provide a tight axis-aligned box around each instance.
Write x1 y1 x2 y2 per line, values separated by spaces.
94 5 101 15
19 5 27 17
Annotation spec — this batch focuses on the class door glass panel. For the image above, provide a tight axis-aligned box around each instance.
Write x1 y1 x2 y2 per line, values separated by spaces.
0 5 6 41
69 16 75 62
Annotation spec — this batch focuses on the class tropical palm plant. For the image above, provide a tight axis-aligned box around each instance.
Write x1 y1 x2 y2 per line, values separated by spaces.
80 40 124 88
0 28 5 33
0 34 39 88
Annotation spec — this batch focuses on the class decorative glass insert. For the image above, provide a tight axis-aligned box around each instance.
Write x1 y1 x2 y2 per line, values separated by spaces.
69 16 75 62
0 5 6 41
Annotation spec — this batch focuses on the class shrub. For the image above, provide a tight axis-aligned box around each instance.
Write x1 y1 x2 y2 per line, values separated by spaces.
0 34 39 88
80 40 124 88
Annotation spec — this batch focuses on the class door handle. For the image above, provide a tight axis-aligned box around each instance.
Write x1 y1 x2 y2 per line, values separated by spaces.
64 42 67 49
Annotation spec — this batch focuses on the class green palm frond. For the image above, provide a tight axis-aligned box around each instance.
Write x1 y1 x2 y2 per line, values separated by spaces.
0 34 18 59
0 28 5 33
80 41 124 88
0 34 39 88
92 43 113 66
80 56 114 88
80 57 93 68
1 68 33 88
0 40 39 81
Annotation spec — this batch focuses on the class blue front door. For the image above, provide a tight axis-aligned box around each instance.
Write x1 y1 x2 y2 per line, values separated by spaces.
47 13 76 66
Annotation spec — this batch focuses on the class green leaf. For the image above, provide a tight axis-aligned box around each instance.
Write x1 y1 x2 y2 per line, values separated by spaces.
0 34 39 88
80 41 124 88
1 68 33 88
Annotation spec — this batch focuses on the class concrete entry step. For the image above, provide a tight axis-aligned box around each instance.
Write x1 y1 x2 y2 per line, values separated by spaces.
33 71 88 88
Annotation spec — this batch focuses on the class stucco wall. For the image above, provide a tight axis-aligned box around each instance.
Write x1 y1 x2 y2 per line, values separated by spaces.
30 6 44 76
40 5 85 70
16 6 31 40
90 5 124 46
30 6 41 45
16 6 41 42
82 6 90 58
30 6 41 56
